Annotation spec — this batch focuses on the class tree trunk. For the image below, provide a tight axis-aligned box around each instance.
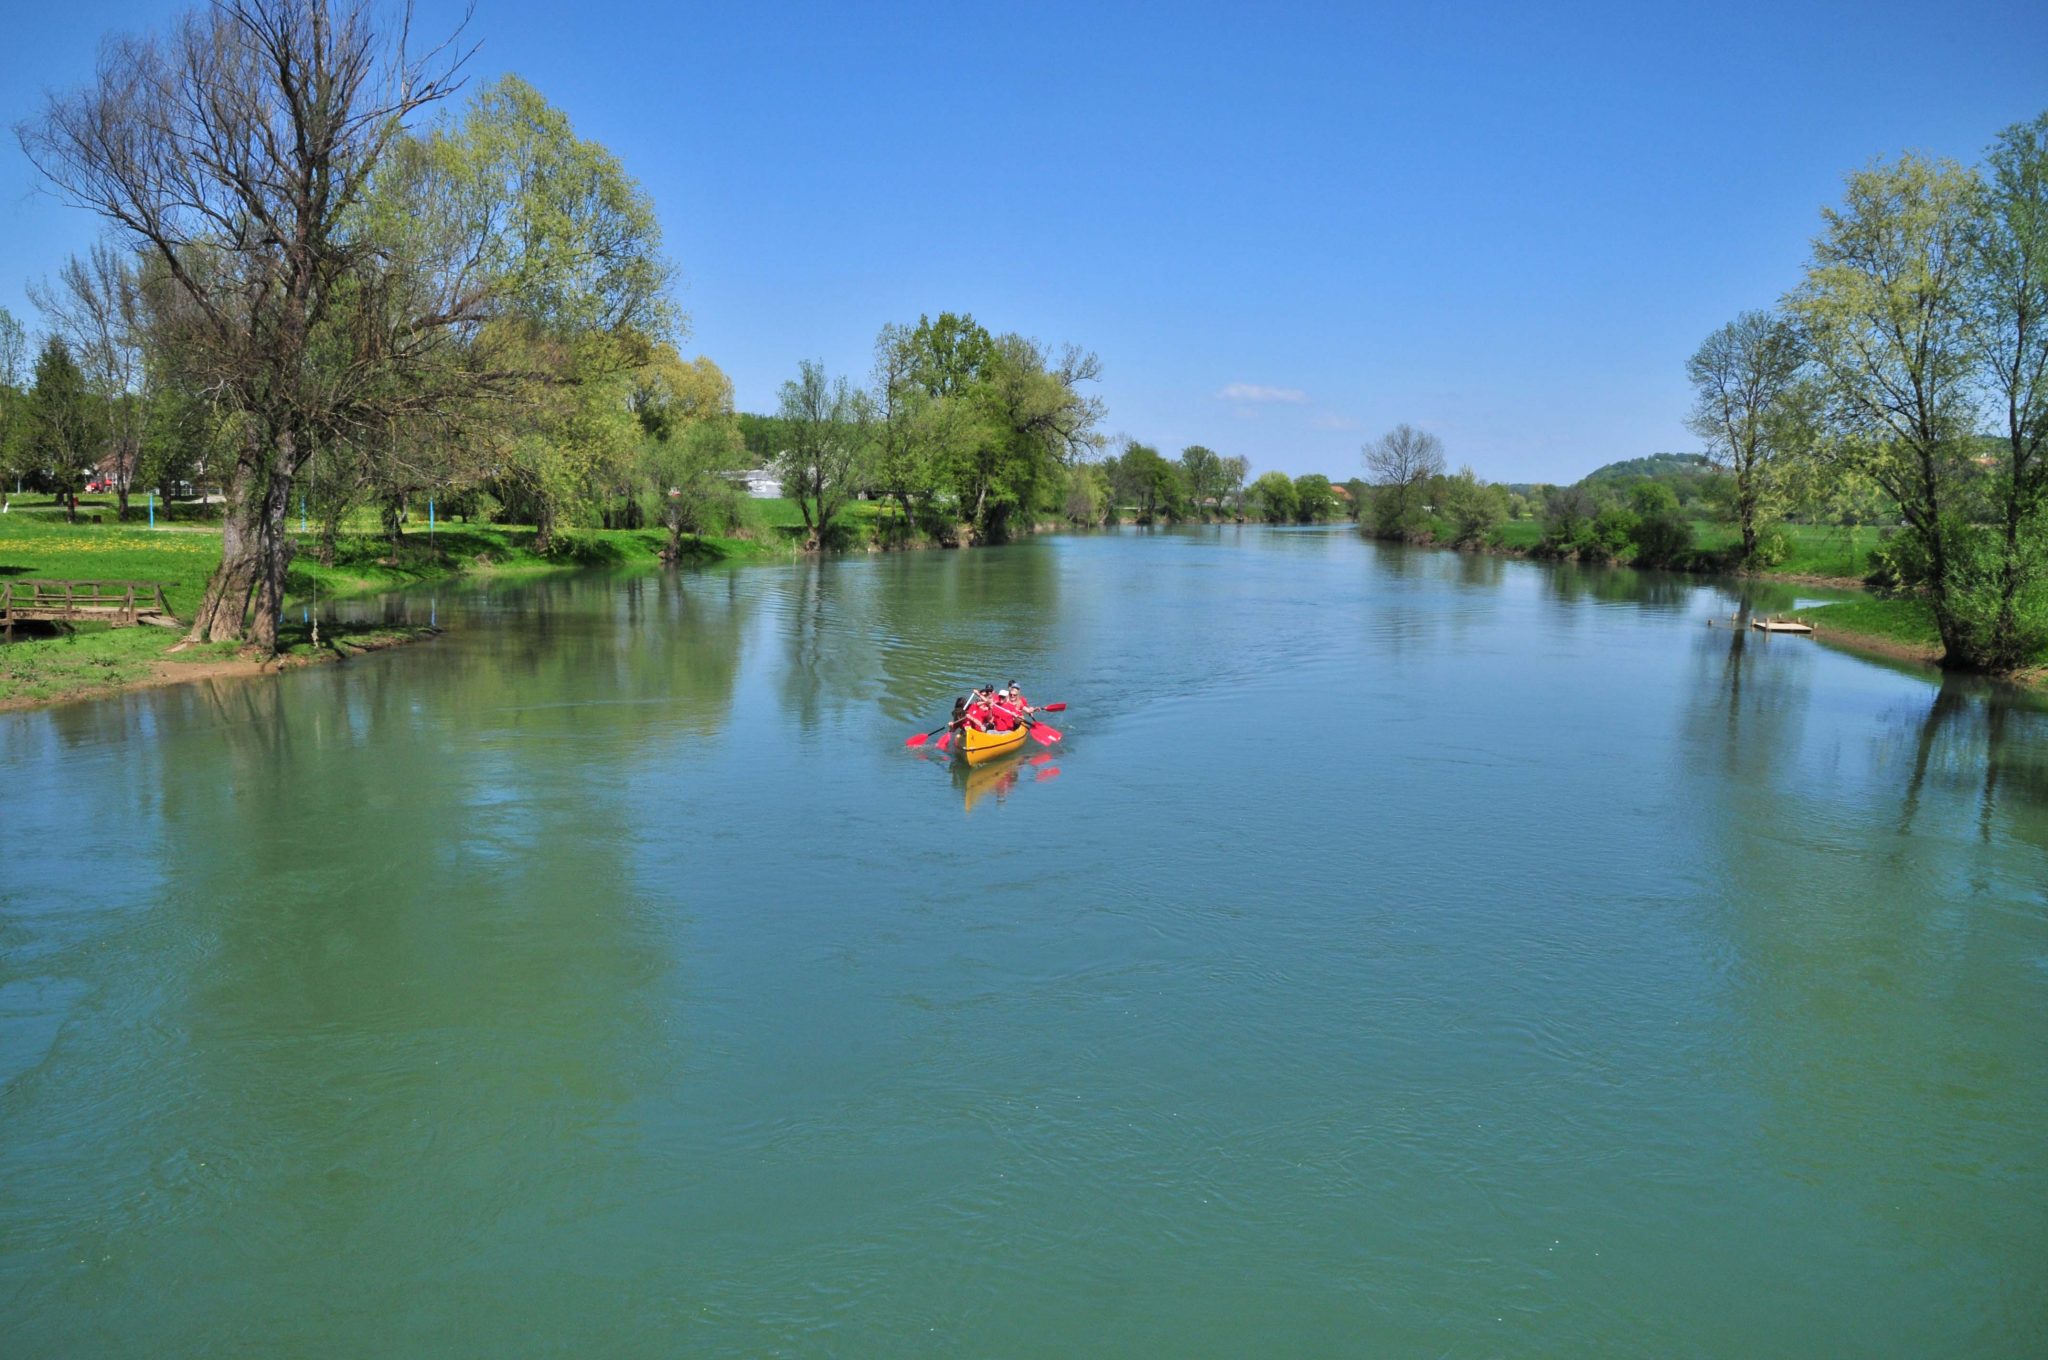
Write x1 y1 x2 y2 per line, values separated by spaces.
185 431 266 643
1989 430 2033 671
533 499 555 556
249 460 296 655
318 500 344 566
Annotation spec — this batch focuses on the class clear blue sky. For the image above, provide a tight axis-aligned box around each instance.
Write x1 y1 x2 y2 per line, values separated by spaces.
3 1 2044 483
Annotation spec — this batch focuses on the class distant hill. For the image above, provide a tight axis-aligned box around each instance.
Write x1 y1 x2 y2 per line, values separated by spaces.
1575 452 1723 509
1578 452 1716 486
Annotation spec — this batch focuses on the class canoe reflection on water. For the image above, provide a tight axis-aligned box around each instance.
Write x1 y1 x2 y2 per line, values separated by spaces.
951 748 1060 813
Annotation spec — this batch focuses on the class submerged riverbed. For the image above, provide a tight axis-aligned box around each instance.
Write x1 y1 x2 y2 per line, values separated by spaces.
3 526 2045 1356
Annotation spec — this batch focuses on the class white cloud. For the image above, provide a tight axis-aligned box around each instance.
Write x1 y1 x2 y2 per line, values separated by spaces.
1218 382 1306 404
1311 412 1361 431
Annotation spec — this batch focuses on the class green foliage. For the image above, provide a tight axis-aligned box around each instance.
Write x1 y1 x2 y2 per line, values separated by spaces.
1585 504 1638 561
426 75 676 345
1292 474 1336 522
775 360 873 548
630 350 733 442
1578 452 1723 509
958 335 1105 540
1435 468 1507 547
637 403 751 558
1341 478 1369 521
1176 445 1224 517
1624 481 1693 565
1361 423 1444 539
1061 460 1113 525
870 319 997 538
902 312 996 397
1536 484 1597 557
1247 471 1298 523
1685 311 1806 567
26 337 103 516
1108 443 1186 522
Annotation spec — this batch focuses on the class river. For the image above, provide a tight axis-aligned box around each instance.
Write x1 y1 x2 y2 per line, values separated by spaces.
3 526 2045 1356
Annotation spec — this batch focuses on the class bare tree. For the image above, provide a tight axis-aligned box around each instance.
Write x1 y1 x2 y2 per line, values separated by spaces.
1685 310 1807 569
30 243 146 518
1362 422 1444 537
18 0 475 650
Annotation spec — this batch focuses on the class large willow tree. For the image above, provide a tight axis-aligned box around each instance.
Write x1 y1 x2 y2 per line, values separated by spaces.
19 3 673 651
19 0 480 650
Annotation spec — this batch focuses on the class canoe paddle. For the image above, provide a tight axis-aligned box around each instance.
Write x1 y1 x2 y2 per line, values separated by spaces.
905 721 954 748
907 701 1066 750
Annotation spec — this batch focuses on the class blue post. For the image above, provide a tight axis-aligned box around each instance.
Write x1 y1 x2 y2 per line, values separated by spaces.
148 490 155 528
429 495 435 542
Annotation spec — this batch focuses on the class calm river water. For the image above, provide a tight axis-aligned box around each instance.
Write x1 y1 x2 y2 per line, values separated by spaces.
3 527 2046 1356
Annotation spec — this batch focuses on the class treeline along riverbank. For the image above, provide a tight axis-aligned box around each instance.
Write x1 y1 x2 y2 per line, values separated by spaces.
7 492 2034 712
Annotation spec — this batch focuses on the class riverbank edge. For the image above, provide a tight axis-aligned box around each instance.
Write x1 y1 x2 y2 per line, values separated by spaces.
1393 531 2048 693
8 520 2042 712
0 624 442 714
1 514 995 713
0 522 783 712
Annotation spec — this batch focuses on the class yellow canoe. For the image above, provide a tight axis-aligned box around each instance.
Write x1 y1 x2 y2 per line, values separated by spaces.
959 723 1029 764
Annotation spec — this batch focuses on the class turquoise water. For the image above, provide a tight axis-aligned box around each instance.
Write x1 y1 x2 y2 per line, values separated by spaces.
3 527 2045 1356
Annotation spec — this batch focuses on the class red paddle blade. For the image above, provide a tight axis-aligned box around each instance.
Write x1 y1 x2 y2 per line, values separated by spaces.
935 732 951 752
1029 723 1062 744
1039 703 1066 712
905 732 930 747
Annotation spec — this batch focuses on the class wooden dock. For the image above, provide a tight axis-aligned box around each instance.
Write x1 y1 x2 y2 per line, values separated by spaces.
1751 616 1814 635
2 580 178 640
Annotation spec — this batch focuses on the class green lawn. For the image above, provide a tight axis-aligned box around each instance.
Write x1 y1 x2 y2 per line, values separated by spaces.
1801 596 1944 651
0 495 795 707
0 625 233 704
0 512 227 616
1685 521 1883 579
0 496 789 603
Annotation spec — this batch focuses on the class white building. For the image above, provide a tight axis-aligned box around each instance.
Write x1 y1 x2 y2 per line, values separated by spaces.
725 467 782 498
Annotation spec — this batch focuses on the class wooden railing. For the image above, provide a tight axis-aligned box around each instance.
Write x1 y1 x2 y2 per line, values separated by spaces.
1 580 177 640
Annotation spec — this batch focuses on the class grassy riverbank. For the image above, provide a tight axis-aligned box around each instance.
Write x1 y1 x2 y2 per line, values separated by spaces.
7 497 2037 708
1399 514 2047 685
0 496 800 709
1486 517 1883 582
